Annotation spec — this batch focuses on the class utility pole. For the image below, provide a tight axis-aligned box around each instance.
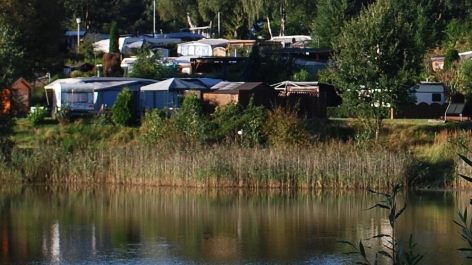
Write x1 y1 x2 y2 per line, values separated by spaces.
76 17 81 52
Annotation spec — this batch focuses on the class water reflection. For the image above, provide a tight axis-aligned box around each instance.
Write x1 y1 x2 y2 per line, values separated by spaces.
0 185 470 264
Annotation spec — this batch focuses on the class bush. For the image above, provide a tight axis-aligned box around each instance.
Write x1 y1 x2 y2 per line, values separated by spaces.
56 104 71 125
263 106 310 147
27 105 47 126
112 87 134 126
139 108 168 143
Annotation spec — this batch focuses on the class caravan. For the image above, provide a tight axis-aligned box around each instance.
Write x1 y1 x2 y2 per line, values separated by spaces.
52 83 96 113
412 82 450 105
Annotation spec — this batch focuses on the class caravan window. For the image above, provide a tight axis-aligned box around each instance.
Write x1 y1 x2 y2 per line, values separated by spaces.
63 93 89 103
431 93 441 102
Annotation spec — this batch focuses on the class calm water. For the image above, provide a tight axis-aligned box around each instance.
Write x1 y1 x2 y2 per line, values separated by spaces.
0 185 471 265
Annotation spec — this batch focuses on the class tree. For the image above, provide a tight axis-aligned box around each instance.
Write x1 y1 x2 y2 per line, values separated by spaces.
0 0 66 79
328 0 424 141
241 45 262 81
109 21 120 53
311 0 350 48
129 46 171 79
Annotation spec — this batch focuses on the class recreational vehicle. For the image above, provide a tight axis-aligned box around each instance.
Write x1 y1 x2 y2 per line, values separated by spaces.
412 82 450 105
52 83 96 113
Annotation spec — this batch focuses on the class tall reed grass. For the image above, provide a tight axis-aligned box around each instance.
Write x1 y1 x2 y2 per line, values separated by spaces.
0 140 416 189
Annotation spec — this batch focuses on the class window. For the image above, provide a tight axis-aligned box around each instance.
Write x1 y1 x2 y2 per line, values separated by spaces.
432 93 441 102
63 93 89 103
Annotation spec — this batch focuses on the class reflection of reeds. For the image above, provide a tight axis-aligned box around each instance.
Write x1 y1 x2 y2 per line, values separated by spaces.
1 141 416 189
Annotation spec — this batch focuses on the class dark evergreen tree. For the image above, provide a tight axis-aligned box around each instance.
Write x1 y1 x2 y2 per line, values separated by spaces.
242 44 262 82
109 21 120 53
112 87 134 126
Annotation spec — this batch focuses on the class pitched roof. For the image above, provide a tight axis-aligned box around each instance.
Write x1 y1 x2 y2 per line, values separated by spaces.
141 78 206 91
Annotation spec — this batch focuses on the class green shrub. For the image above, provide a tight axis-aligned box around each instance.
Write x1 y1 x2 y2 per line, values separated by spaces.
56 104 71 125
172 93 212 143
211 102 245 142
27 105 47 126
112 87 134 126
139 108 168 143
263 105 310 147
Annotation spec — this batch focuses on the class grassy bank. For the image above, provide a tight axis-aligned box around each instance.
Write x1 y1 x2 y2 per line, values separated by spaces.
2 117 472 189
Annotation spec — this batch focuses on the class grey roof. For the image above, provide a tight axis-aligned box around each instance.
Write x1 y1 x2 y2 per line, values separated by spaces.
210 82 269 94
45 77 157 89
141 78 207 91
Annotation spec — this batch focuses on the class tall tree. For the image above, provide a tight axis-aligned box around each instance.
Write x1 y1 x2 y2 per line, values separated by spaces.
328 0 424 141
242 45 262 81
109 21 120 53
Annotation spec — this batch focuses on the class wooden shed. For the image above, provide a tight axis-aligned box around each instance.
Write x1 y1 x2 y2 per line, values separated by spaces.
1 78 34 117
203 82 278 110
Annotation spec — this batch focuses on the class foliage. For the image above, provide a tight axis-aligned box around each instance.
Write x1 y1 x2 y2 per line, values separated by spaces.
311 0 350 48
262 105 310 147
0 116 14 162
329 0 424 141
456 148 472 259
340 184 424 265
262 55 294 84
292 69 311 81
112 87 134 126
0 0 66 80
56 104 71 125
211 102 246 141
237 99 268 147
128 46 170 79
109 21 120 53
241 44 262 81
458 60 472 101
0 24 25 89
139 108 168 144
454 208 472 259
27 105 47 126
172 93 212 143
444 49 460 70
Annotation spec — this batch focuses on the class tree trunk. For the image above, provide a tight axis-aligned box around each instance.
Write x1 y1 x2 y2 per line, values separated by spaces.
375 118 382 143
266 17 273 39
279 3 286 36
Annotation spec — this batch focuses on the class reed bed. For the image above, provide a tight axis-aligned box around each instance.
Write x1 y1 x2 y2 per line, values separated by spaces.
0 141 416 189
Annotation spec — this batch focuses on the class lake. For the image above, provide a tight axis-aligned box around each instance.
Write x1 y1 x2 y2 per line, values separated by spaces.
0 185 470 264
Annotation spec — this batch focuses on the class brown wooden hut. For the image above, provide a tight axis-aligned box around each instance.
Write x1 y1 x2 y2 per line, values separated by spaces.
203 82 278 110
1 78 34 117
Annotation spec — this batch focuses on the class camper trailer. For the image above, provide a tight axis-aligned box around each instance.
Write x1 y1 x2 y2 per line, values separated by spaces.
53 83 96 113
412 82 450 105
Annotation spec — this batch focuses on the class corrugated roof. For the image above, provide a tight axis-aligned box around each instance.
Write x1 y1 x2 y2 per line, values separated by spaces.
210 82 266 94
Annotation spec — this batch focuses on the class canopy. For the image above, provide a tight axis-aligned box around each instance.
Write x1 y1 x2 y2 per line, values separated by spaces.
141 78 206 91
125 40 145 49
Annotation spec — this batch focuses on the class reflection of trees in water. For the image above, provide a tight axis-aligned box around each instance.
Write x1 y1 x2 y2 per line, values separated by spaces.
0 186 469 264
